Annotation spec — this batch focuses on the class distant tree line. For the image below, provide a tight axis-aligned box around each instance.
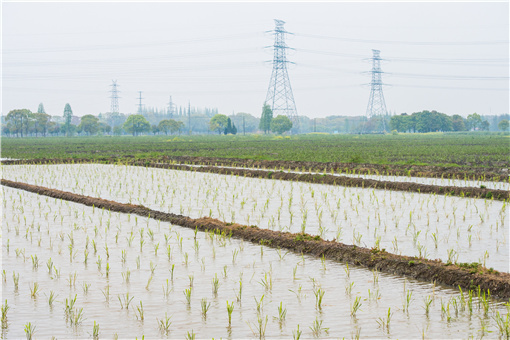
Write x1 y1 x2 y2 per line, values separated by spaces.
2 103 508 137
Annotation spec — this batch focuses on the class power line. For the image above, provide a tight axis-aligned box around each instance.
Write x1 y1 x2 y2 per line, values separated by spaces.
293 32 508 46
3 32 265 54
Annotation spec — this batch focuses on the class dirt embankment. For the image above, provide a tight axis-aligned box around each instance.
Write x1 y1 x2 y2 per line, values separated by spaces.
2 158 508 201
3 178 510 299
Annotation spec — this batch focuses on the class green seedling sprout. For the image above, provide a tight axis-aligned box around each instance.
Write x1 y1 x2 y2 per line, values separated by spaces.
226 301 234 325
157 313 172 336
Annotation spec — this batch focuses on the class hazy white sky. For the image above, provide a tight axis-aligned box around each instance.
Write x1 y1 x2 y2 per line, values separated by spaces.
2 1 509 118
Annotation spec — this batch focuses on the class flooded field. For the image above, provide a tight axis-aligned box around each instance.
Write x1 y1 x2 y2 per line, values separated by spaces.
3 164 508 272
178 163 510 191
2 186 510 339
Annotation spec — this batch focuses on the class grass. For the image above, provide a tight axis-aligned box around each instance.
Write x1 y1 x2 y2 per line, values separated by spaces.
2 133 509 168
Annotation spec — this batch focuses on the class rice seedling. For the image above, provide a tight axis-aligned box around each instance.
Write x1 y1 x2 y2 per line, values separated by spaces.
24 322 36 340
248 314 268 340
403 290 413 313
254 295 265 315
117 293 134 309
201 298 211 319
100 285 110 303
29 282 40 298
309 317 329 338
82 282 91 294
259 271 273 292
313 286 325 311
493 311 510 338
135 301 144 321
157 313 172 336
122 269 131 283
293 324 302 340
92 321 100 340
376 307 392 333
12 272 19 291
31 255 39 270
1 300 9 327
226 301 234 325
236 279 243 302
184 288 192 305
145 276 153 291
275 301 287 323
185 330 195 340
351 296 362 317
423 295 433 317
212 274 220 296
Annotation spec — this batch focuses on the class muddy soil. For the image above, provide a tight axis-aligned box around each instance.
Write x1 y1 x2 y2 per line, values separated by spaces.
3 178 509 299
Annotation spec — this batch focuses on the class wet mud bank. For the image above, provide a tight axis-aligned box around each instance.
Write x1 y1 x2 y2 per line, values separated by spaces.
2 158 508 201
3 179 510 299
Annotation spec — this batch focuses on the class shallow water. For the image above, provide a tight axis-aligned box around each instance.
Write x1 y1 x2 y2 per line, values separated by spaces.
175 163 510 191
3 164 509 272
2 186 509 339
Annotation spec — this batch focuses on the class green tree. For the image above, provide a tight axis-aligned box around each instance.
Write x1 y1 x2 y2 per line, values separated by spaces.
172 120 185 135
79 115 99 135
123 114 151 136
98 122 111 135
37 103 46 114
224 117 236 135
452 114 466 131
63 103 73 137
158 119 173 135
498 119 509 131
270 115 293 135
390 114 409 132
481 120 490 131
6 109 30 137
209 114 228 134
259 103 273 134
113 125 123 136
31 112 50 136
466 113 482 131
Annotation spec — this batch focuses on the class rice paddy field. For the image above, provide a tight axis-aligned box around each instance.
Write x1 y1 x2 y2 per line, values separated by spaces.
1 133 509 339
2 186 510 339
3 164 508 272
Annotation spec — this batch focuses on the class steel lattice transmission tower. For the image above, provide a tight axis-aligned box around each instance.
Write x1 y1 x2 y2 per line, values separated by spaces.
364 49 388 133
109 80 120 113
265 19 299 132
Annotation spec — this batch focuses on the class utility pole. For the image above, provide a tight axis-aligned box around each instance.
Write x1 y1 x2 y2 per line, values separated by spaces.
243 115 246 135
265 19 299 133
314 118 316 132
364 49 388 133
137 91 144 114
